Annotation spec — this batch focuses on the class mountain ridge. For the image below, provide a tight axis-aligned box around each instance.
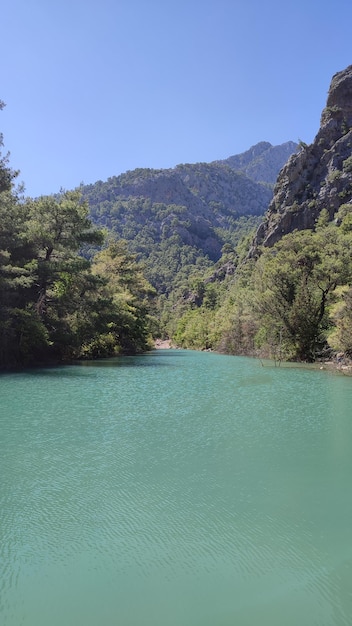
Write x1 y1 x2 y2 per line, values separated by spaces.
82 140 297 291
214 140 298 184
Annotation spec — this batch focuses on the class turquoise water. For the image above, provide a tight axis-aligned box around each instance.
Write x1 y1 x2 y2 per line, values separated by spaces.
1 350 352 626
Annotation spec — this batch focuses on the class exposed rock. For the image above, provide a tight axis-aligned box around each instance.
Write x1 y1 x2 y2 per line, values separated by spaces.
249 65 352 255
84 141 297 270
216 140 298 184
204 261 236 283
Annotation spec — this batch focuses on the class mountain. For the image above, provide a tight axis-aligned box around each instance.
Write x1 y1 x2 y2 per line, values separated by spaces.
215 140 298 184
250 65 352 253
82 141 297 292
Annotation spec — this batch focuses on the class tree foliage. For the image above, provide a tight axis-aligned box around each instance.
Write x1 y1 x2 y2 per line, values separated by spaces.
169 210 352 362
2 100 352 365
0 177 156 368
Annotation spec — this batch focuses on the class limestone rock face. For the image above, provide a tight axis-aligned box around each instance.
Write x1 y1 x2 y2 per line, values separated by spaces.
249 65 352 253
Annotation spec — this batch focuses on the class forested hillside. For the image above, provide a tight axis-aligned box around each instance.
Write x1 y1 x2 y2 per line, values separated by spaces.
82 142 296 294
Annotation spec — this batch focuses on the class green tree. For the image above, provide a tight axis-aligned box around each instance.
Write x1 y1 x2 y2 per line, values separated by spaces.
0 106 41 367
253 225 352 360
328 286 352 354
174 308 214 349
91 240 156 354
25 190 103 317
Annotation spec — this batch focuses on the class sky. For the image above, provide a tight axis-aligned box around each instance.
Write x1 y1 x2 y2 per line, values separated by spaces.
2 0 352 197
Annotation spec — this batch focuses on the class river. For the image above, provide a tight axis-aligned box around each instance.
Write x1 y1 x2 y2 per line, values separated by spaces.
1 349 352 625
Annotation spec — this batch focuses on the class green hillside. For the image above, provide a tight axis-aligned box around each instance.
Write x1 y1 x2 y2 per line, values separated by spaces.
82 142 296 294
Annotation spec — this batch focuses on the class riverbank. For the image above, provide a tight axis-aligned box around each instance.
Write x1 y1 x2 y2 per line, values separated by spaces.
154 338 173 349
154 340 352 375
258 355 352 375
318 357 352 375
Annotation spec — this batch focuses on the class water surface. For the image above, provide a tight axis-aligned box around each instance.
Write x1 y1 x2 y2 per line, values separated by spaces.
1 350 352 625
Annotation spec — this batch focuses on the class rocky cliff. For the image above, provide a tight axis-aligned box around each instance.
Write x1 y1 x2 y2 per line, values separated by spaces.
250 65 352 253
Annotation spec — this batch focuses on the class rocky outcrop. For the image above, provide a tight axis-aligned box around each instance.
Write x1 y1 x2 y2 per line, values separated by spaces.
216 140 298 184
249 65 352 253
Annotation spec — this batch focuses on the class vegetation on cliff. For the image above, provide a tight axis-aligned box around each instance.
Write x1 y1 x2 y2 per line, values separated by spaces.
172 211 352 361
171 66 352 362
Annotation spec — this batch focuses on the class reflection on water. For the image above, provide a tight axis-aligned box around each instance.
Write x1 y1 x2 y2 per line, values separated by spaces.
1 350 352 625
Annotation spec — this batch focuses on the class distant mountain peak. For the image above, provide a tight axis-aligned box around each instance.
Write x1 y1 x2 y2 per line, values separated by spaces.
214 141 298 185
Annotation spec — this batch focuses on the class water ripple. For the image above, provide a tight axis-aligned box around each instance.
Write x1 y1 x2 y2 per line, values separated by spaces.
1 352 352 625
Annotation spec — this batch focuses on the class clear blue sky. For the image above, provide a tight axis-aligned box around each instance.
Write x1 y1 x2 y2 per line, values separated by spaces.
2 0 352 197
